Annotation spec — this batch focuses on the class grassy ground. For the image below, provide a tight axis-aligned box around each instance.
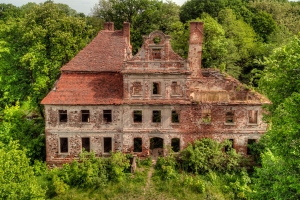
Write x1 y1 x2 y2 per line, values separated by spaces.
49 162 247 200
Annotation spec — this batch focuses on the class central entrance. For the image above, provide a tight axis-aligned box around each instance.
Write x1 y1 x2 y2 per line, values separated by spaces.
150 137 164 159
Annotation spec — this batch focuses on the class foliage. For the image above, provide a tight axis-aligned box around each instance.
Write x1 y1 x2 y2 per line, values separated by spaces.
180 138 242 174
0 1 95 111
0 141 46 199
258 36 300 110
0 101 45 161
92 0 180 53
155 152 178 180
251 93 300 199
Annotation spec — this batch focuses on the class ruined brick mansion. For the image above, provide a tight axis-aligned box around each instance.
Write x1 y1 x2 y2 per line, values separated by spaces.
41 22 270 165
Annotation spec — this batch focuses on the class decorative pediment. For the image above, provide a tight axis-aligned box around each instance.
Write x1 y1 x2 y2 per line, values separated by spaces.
122 30 188 74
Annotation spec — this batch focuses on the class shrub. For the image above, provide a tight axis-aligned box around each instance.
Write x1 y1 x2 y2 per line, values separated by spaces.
0 141 46 199
180 138 242 174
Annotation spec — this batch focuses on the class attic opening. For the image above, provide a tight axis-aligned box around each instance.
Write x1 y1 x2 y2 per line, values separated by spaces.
82 137 90 152
59 110 67 122
152 82 161 95
81 110 90 122
103 110 112 123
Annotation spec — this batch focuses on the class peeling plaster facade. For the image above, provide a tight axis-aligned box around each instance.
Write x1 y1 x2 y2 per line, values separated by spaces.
42 22 270 165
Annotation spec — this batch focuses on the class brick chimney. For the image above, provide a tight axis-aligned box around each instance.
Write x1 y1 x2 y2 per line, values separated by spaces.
104 22 114 31
123 22 130 45
188 22 204 78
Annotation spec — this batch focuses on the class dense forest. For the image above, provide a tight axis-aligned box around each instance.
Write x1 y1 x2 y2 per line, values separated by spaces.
0 0 299 199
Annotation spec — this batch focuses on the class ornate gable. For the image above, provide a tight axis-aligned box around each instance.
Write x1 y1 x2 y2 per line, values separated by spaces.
122 31 189 74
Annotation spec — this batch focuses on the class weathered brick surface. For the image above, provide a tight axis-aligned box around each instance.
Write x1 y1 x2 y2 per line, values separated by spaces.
42 22 270 165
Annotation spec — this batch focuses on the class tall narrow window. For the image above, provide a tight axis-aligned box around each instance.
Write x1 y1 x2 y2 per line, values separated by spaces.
248 110 258 124
171 138 180 152
81 110 90 122
225 112 234 123
133 138 142 152
247 139 256 155
133 110 142 123
104 137 112 153
82 137 90 152
59 110 67 122
103 110 112 123
152 82 160 95
60 138 68 153
225 139 234 152
171 110 179 123
152 110 161 123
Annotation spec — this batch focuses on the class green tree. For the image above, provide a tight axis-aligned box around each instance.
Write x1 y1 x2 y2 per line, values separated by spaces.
0 2 95 113
258 36 300 110
251 93 300 199
92 0 180 53
180 0 228 22
0 141 46 199
252 35 300 199
0 101 45 161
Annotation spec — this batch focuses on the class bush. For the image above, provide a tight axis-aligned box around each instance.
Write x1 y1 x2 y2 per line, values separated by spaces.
0 141 46 199
180 138 242 174
155 153 178 180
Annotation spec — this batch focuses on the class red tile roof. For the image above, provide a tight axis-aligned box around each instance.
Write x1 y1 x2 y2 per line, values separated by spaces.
41 73 123 105
61 30 127 72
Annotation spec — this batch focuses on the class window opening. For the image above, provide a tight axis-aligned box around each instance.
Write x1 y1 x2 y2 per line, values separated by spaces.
81 110 90 122
225 112 234 123
59 110 67 122
171 81 181 95
152 49 161 59
172 110 179 123
133 110 142 123
171 138 180 152
225 139 234 152
248 110 258 124
60 138 68 153
103 110 112 123
153 36 161 44
104 137 112 153
202 109 211 123
82 137 90 152
152 110 161 123
247 139 256 155
133 138 142 152
152 82 160 95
